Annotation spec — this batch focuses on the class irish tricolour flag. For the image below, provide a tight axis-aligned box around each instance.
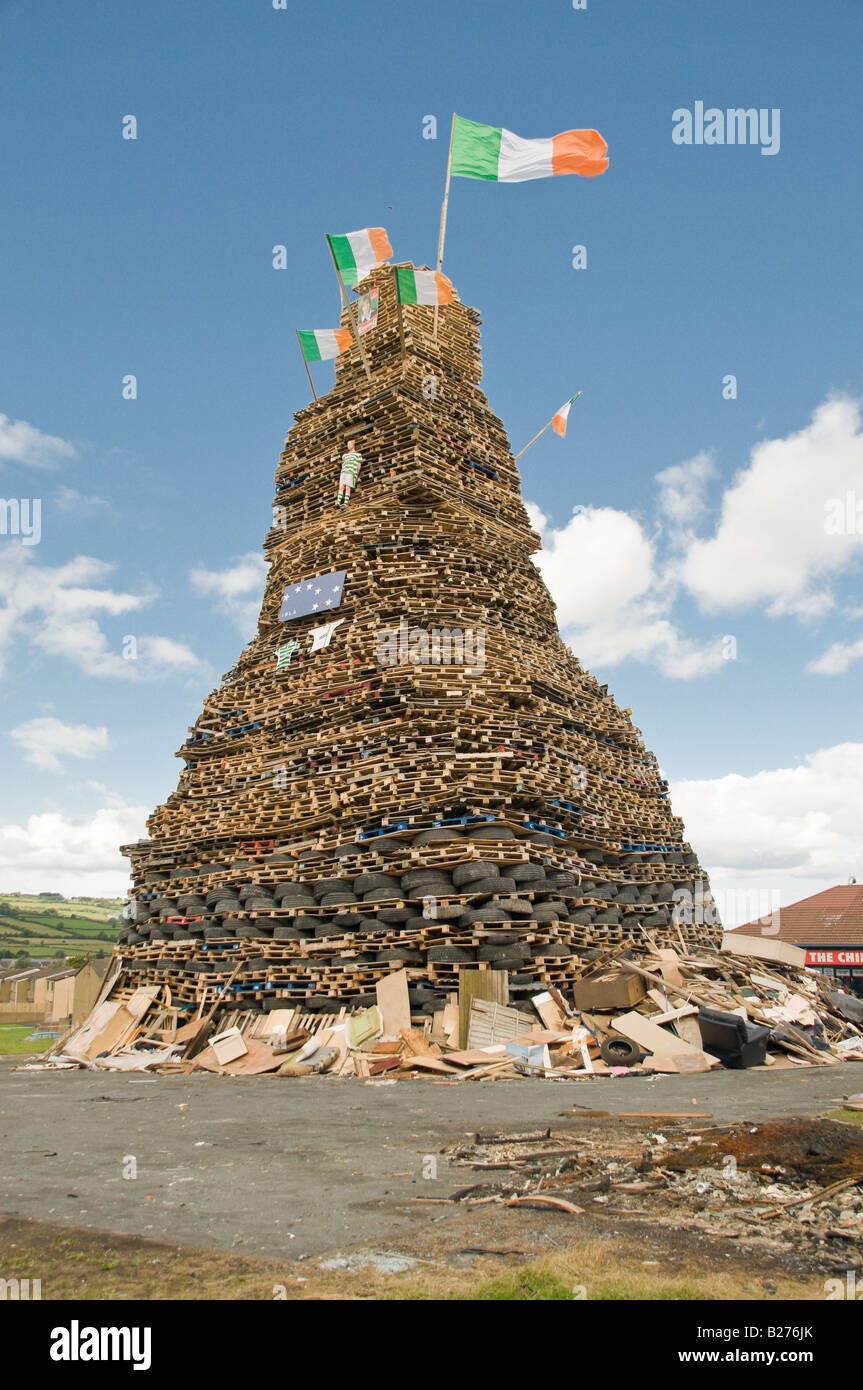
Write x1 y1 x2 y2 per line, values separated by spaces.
394 268 455 306
326 228 393 286
451 115 608 182
553 394 582 437
297 328 353 363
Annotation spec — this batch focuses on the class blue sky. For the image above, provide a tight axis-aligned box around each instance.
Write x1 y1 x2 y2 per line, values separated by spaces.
1 0 861 920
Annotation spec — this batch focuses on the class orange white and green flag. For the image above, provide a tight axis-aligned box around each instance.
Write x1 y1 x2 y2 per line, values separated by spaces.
326 228 393 286
552 393 582 437
297 328 353 362
451 115 608 182
393 267 455 306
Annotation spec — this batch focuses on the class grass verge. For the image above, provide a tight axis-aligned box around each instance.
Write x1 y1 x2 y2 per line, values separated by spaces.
0 1213 828 1301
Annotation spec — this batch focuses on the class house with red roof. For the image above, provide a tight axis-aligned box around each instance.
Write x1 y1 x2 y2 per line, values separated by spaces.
738 883 863 995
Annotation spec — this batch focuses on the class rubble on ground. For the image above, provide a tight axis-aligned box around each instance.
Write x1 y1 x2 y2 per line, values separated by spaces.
44 935 863 1080
435 1117 863 1259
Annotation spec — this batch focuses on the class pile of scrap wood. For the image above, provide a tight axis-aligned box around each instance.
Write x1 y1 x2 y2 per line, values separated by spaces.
48 932 863 1078
111 262 723 1024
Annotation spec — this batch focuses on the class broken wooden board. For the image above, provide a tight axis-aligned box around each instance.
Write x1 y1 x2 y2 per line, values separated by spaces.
531 990 568 1029
443 1045 508 1068
66 1002 138 1062
376 969 411 1035
210 1027 248 1065
459 967 509 1054
655 949 684 989
398 1054 458 1074
610 1009 718 1070
721 932 807 968
467 998 536 1049
195 1039 286 1075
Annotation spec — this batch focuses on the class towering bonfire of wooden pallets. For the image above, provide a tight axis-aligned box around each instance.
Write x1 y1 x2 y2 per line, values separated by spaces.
119 264 718 1017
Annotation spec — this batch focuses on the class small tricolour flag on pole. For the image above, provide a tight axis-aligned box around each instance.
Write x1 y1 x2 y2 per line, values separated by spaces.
325 228 393 286
297 329 353 363
451 115 608 182
552 394 582 437
514 392 582 462
394 267 455 306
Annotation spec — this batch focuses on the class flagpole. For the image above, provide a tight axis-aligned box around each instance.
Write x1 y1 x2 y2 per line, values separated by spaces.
296 330 318 400
513 420 553 462
514 393 582 462
433 113 456 339
325 236 373 381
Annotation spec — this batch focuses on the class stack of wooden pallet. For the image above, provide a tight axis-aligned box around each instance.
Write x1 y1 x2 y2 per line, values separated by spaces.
117 263 718 1022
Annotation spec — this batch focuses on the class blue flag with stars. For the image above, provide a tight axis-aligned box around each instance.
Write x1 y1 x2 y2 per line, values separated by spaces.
278 571 346 622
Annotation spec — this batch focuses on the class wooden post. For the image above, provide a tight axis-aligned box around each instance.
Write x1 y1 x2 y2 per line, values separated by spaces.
325 236 373 381
433 113 456 338
295 331 318 400
393 270 407 370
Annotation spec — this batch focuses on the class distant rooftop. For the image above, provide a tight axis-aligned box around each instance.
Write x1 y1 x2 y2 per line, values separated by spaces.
738 884 863 944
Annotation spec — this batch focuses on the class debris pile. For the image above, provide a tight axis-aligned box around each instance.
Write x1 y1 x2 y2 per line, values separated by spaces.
436 1117 863 1259
50 934 863 1079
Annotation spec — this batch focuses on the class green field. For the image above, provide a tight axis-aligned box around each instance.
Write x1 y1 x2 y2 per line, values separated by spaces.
0 895 123 959
0 1025 56 1055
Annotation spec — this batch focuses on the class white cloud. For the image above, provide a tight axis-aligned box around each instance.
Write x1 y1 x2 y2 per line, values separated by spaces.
9 717 109 772
33 620 205 680
0 795 147 897
656 450 715 532
190 553 267 635
0 413 78 470
530 504 726 678
672 740 863 926
54 485 109 511
529 395 863 679
806 635 863 676
136 635 203 672
681 395 863 618
0 549 205 681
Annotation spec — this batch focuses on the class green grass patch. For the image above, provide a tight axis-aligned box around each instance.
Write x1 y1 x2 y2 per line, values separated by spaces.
0 1026 55 1055
590 1281 710 1301
443 1262 713 1302
456 1265 574 1300
824 1108 863 1127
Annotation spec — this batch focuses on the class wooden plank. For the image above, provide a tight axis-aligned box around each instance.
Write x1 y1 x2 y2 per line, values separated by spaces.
721 932 807 968
610 1010 717 1070
375 969 411 1035
459 967 508 1052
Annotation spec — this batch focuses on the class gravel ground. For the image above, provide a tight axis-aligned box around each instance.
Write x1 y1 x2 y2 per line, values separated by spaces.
1 1060 860 1262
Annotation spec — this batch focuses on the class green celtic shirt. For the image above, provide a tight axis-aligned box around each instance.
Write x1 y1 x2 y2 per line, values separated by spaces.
340 449 363 481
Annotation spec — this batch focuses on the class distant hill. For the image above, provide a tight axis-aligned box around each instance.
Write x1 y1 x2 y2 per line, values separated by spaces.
0 894 124 958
